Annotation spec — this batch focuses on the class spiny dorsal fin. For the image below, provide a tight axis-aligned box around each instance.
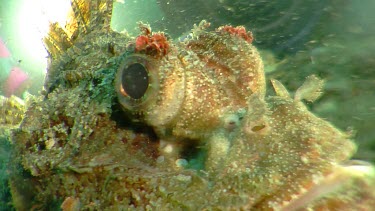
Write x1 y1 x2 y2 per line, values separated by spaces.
43 23 72 59
44 0 114 59
88 0 113 32
70 0 113 35
70 0 89 35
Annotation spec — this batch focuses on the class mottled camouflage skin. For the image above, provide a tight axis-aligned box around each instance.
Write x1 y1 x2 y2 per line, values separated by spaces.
7 0 374 210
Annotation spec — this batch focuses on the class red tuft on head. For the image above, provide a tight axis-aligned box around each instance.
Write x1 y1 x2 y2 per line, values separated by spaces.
217 25 254 43
134 32 170 57
135 35 149 52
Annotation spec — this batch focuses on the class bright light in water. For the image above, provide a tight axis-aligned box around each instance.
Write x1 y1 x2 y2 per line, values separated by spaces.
17 0 71 73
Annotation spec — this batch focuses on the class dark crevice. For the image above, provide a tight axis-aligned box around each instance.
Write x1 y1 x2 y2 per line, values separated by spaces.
110 102 158 143
111 102 206 169
179 139 207 170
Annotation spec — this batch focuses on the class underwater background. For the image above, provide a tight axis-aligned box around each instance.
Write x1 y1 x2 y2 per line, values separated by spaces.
0 0 375 210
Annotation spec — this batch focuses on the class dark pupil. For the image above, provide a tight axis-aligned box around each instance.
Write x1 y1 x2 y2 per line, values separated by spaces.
122 63 149 99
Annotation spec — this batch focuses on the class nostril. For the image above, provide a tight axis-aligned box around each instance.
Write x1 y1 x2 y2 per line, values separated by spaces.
251 124 266 132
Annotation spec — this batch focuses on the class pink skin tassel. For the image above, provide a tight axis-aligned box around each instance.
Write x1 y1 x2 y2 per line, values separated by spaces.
4 67 29 97
0 38 11 58
1 38 30 97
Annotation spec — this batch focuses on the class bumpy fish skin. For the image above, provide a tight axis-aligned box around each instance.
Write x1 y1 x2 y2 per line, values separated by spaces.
0 95 25 138
8 0 375 210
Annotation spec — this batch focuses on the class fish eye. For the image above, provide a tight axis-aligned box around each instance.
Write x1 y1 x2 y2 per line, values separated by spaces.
121 63 149 99
115 54 159 110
